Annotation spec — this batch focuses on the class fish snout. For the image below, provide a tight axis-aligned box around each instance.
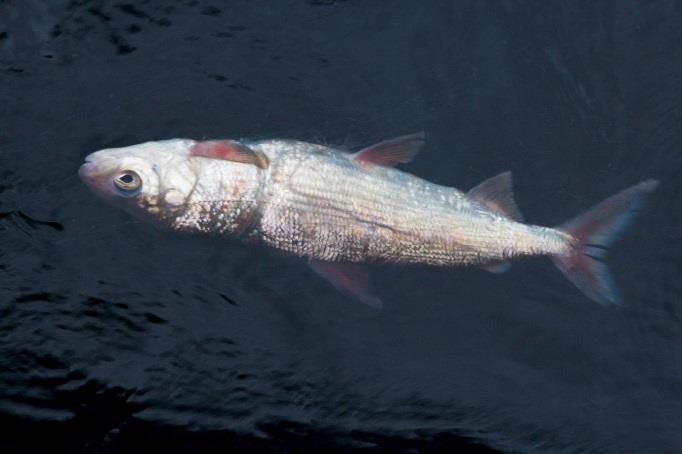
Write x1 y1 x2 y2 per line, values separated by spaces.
78 157 102 185
78 153 116 195
78 161 95 182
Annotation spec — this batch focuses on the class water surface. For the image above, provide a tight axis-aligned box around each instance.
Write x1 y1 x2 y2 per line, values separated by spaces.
1 1 681 452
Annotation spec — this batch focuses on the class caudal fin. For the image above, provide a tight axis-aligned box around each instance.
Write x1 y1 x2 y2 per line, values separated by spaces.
553 180 658 304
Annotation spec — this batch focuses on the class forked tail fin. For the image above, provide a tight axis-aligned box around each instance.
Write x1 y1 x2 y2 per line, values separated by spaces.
553 180 658 304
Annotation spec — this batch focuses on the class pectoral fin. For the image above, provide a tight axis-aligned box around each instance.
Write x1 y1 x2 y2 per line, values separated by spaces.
352 132 425 167
468 171 524 222
191 140 269 169
309 260 383 309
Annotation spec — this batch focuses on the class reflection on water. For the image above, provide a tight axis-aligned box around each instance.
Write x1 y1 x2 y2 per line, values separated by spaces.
1 0 681 452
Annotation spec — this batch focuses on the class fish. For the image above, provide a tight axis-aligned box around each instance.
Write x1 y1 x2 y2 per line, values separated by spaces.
79 132 658 308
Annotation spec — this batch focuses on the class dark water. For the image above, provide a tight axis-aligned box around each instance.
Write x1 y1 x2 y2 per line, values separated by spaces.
1 1 681 452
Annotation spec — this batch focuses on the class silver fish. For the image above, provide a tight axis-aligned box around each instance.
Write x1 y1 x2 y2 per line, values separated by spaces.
79 133 658 307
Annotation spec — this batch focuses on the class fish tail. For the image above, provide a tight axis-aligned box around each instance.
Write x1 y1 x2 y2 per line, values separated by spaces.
552 179 658 304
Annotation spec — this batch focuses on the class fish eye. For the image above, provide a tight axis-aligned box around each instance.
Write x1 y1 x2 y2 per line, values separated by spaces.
113 170 142 195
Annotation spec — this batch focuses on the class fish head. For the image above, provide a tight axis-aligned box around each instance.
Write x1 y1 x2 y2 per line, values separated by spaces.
79 139 198 226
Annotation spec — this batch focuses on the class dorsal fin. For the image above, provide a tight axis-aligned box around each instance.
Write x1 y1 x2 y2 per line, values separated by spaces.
309 260 382 309
467 171 524 222
191 140 269 169
352 132 425 167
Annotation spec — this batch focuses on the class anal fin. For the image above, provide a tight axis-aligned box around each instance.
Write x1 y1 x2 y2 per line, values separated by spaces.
309 260 382 309
468 171 524 222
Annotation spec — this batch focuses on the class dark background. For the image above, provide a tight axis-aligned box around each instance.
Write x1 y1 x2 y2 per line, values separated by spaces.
1 0 681 452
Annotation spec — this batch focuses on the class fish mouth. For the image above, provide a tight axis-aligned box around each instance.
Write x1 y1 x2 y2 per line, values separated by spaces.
78 161 97 185
78 153 110 192
79 152 107 183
